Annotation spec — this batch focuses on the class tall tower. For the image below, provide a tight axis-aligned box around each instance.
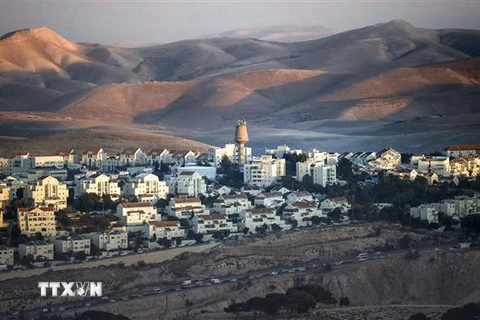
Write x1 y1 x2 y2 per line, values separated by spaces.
235 120 249 165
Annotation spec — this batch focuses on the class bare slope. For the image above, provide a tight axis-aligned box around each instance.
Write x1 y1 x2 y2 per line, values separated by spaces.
206 25 338 42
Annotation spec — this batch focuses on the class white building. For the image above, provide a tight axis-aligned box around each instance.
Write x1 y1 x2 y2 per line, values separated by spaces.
75 173 121 201
17 207 56 237
286 191 314 203
123 173 169 203
410 204 439 223
320 197 352 214
54 236 91 255
191 214 237 234
254 192 284 208
445 145 480 158
239 208 286 232
283 201 326 227
213 194 251 215
208 144 237 167
144 221 185 240
24 176 69 210
0 245 14 266
176 166 217 181
417 156 450 176
118 148 146 167
244 155 286 187
166 197 209 219
116 202 158 228
81 148 107 169
32 156 65 169
168 171 206 197
84 231 128 251
368 148 401 170
18 241 54 261
0 184 10 209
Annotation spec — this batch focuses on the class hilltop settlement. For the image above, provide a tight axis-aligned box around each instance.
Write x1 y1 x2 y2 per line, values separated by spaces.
0 121 479 269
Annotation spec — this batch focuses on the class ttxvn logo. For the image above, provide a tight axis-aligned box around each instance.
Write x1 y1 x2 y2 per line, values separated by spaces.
39 282 102 297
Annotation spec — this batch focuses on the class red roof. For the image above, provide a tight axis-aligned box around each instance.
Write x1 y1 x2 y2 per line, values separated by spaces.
120 202 153 208
445 145 480 151
148 221 179 227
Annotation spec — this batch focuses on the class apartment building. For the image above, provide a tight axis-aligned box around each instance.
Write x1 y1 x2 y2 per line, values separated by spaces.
84 231 128 251
123 173 169 203
24 176 68 210
17 207 56 237
75 173 121 201
18 241 54 261
166 197 209 219
243 155 286 187
54 235 91 255
168 171 206 197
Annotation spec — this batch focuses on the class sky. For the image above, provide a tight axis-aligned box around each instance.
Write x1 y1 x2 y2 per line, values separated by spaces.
0 1 479 45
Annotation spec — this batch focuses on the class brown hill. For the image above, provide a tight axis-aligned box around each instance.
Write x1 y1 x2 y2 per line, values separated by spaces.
0 21 479 152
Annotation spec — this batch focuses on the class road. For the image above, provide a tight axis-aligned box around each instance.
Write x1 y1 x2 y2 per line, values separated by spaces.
1 243 465 320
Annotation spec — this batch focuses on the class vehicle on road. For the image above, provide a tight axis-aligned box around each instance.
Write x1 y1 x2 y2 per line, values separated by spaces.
182 280 192 286
334 261 344 266
210 278 222 284
271 271 278 275
298 267 306 271
154 287 162 292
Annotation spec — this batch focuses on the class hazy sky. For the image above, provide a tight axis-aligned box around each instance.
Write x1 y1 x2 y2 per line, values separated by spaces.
0 1 479 44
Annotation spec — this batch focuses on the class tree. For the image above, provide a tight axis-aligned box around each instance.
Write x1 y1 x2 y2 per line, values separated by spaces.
219 155 233 173
242 227 249 235
339 297 350 306
398 234 413 249
328 208 342 222
271 223 282 232
34 232 44 241
409 313 430 320
194 233 203 243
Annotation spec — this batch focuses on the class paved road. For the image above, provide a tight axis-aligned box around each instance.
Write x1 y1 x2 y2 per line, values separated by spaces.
1 243 464 320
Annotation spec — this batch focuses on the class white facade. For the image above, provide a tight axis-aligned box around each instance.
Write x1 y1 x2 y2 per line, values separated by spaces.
283 201 326 227
18 241 54 261
116 202 158 226
244 155 286 187
17 207 56 237
239 208 286 232
84 231 128 251
254 192 284 208
417 156 450 176
124 173 168 203
213 194 251 215
24 176 68 210
286 191 314 203
410 204 439 223
144 221 185 240
118 148 146 167
320 197 351 214
191 214 237 234
32 156 65 169
0 245 14 266
208 144 237 167
167 197 209 219
75 173 121 201
81 148 107 168
54 236 91 255
168 171 206 197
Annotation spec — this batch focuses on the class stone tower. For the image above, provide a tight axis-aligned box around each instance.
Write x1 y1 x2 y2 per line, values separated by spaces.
234 120 249 165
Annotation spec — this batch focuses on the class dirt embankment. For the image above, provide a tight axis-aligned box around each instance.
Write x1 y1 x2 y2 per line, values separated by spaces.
0 223 467 319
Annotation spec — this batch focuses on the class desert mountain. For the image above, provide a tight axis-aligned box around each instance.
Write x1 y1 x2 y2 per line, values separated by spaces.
205 25 338 42
0 20 479 153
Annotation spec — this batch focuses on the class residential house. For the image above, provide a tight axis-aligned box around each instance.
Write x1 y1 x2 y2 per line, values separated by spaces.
320 197 351 214
84 231 128 251
368 148 401 169
168 171 206 197
417 156 450 176
0 184 10 208
213 194 251 215
118 148 146 167
283 201 325 227
286 191 314 203
243 155 286 187
241 185 262 197
191 214 237 234
0 246 14 265
55 148 77 164
166 197 209 219
254 192 284 208
75 173 121 201
54 236 91 255
410 204 439 223
18 241 54 261
144 221 185 240
17 207 56 237
81 148 106 169
239 208 286 232
123 173 169 203
445 145 480 158
116 202 158 230
389 167 418 181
